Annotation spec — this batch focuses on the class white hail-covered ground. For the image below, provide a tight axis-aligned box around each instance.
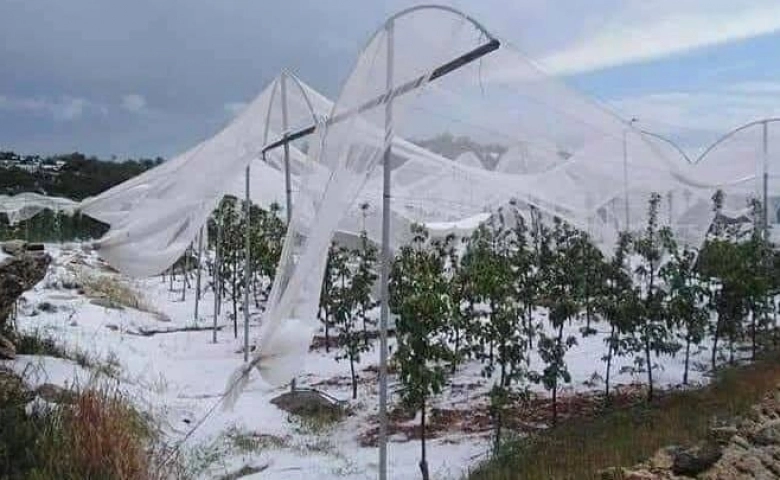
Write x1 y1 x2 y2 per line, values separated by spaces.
5 244 719 479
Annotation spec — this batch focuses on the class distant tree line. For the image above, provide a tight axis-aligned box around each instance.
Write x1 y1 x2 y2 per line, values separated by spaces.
0 151 163 241
0 151 163 200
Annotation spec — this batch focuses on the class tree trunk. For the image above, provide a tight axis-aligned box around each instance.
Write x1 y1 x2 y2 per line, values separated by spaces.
420 398 430 480
751 306 757 361
683 330 691 386
350 354 357 400
553 322 564 426
605 323 615 401
362 309 369 348
645 329 654 402
712 313 721 372
452 326 460 374
324 306 330 354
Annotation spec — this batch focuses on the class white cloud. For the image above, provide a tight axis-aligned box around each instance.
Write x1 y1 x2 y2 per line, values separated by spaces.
536 1 780 75
121 93 147 113
223 102 247 117
0 94 89 121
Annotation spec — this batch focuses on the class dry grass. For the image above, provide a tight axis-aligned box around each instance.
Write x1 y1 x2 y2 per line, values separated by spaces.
37 384 152 479
468 352 780 480
1 374 181 480
77 270 156 314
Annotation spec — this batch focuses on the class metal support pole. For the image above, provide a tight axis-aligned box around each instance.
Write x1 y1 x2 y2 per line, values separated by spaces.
763 120 769 242
378 19 394 480
181 243 189 302
244 164 251 362
281 74 293 225
195 227 204 320
622 129 630 230
213 203 223 344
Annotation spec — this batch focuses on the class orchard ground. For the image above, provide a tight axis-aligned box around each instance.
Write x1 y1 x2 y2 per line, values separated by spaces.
5 244 745 479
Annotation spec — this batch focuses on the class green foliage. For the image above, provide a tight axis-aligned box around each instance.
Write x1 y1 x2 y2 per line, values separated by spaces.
331 229 378 400
208 197 286 337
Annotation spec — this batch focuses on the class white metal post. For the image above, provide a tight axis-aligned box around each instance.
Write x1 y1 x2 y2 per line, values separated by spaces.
622 129 630 230
378 19 394 480
244 164 251 362
195 227 204 320
182 243 189 302
763 120 770 241
281 74 293 225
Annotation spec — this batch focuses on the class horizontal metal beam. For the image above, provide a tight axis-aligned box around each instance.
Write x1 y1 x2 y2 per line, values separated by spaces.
262 38 500 154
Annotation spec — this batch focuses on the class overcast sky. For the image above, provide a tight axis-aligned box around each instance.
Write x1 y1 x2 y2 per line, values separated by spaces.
1 0 779 158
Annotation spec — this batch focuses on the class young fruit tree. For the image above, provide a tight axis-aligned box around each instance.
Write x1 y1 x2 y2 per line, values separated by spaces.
631 193 678 402
352 229 378 346
319 243 349 353
333 229 376 400
660 234 709 385
531 217 580 425
389 224 452 480
596 231 640 401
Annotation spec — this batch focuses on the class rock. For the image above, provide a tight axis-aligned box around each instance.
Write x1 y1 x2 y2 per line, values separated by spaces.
708 426 738 445
750 420 780 446
599 467 627 479
270 388 346 420
1 240 26 256
731 434 752 450
0 252 52 327
37 301 57 313
671 442 722 476
0 335 16 359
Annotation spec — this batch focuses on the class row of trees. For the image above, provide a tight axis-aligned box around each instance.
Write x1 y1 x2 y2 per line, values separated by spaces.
202 190 777 480
0 152 162 200
387 192 779 479
0 210 108 242
207 197 286 336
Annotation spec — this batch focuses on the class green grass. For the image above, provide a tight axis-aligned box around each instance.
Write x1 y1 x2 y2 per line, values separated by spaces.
469 352 780 480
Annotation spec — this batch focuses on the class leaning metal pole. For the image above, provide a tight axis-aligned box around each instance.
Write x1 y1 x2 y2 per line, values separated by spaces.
378 18 394 480
244 164 251 362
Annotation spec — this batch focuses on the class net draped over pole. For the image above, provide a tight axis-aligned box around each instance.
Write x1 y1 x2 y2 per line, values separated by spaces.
71 7 780 479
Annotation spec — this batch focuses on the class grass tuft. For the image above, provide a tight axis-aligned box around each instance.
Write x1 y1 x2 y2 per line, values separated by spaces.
0 371 180 480
77 271 156 314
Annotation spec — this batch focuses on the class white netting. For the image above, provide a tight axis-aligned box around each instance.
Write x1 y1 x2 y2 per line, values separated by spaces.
83 72 332 277
0 193 78 225
70 7 779 390
238 6 774 389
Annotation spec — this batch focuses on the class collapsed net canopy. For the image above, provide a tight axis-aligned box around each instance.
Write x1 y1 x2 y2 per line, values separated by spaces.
0 192 78 225
245 5 779 388
83 71 332 277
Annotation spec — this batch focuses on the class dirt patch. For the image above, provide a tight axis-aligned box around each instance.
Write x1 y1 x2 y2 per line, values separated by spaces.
358 386 649 447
